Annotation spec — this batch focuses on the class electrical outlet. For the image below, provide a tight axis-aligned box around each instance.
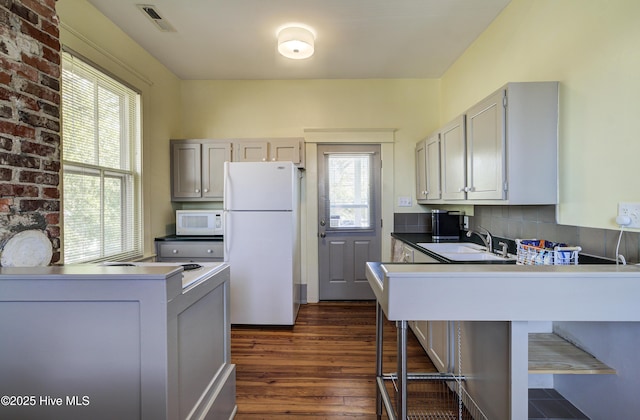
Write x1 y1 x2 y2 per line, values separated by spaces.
618 202 640 228
397 196 412 207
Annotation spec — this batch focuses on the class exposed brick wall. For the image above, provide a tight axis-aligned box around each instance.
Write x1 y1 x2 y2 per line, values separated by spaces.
0 0 60 264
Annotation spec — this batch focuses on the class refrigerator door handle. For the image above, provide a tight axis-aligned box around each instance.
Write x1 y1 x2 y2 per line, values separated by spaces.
224 211 230 257
223 161 231 210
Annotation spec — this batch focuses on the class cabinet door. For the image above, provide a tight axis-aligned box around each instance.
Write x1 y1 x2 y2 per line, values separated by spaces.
425 134 441 200
415 140 428 201
234 141 268 162
201 142 231 199
440 115 466 200
172 142 202 199
270 139 301 164
466 89 505 200
427 320 450 373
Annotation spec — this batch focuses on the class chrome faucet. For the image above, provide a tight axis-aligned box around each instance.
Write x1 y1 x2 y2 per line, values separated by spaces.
466 226 493 253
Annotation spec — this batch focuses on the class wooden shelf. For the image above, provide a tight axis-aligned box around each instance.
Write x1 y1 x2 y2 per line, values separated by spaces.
528 333 616 375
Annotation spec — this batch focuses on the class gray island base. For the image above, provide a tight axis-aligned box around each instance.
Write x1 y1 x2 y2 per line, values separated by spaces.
0 264 236 420
366 262 640 419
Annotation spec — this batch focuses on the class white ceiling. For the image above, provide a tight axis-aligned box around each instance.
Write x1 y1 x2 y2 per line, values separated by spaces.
85 0 511 80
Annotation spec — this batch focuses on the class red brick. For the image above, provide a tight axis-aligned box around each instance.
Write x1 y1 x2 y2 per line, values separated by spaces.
0 136 13 151
41 159 59 172
40 17 59 39
45 212 59 225
0 197 14 212
42 186 59 199
20 19 60 52
21 139 56 157
39 130 59 145
42 45 60 66
21 0 56 22
0 167 12 180
46 224 60 237
0 104 11 118
19 170 58 185
12 184 39 197
0 71 11 85
0 151 39 168
10 1 38 25
19 199 59 212
0 120 36 138
21 52 60 79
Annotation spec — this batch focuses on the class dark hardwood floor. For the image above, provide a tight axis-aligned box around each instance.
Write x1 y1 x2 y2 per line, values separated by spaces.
231 301 436 419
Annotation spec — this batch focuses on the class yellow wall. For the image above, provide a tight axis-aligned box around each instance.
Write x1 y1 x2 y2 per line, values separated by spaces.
181 78 439 207
57 0 183 258
441 0 640 229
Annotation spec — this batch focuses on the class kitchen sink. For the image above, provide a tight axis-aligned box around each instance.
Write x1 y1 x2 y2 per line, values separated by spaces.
438 252 515 262
416 242 516 262
416 242 485 254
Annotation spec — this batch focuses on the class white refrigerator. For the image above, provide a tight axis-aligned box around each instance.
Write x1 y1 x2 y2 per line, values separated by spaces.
223 161 301 325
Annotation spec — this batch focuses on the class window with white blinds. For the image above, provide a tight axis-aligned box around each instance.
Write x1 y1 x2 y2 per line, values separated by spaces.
61 51 142 263
325 153 373 229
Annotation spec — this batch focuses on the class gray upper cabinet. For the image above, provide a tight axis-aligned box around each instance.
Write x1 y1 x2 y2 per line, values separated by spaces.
415 139 428 201
418 81 559 205
416 132 442 202
234 138 304 167
171 139 231 201
439 115 467 201
466 89 505 200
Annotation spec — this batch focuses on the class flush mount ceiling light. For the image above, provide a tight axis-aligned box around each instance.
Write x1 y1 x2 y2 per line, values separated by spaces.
277 25 316 60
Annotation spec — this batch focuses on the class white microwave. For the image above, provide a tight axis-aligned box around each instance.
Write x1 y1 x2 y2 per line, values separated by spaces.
176 210 224 236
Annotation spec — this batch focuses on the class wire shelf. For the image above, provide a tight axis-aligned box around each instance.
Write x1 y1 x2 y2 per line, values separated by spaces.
381 374 488 420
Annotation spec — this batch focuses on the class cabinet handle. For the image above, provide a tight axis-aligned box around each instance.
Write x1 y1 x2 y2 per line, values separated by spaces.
458 187 465 192
272 158 276 161
262 158 266 162
203 188 209 193
195 189 200 193
172 249 178 254
207 249 213 253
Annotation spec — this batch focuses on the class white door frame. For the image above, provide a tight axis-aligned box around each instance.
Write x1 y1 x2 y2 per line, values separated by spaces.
302 129 396 303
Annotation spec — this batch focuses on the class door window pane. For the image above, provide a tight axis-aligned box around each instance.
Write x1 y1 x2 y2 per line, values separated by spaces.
326 154 372 229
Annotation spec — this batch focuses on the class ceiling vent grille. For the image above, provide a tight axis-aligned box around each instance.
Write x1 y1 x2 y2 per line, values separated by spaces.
136 4 176 32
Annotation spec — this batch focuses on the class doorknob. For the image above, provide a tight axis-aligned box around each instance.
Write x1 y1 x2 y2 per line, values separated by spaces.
320 219 326 226
319 232 326 238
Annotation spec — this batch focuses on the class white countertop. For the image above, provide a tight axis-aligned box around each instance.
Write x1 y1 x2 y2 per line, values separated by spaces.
366 262 640 322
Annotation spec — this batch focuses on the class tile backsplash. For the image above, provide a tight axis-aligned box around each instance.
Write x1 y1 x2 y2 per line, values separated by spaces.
393 207 640 264
470 205 639 264
393 212 432 233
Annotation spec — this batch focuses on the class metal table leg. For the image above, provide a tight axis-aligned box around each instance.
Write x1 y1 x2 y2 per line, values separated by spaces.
397 320 408 419
376 302 384 419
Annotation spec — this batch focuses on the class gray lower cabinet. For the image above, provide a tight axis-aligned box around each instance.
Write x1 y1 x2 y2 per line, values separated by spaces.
0 265 236 420
390 237 451 373
156 240 224 262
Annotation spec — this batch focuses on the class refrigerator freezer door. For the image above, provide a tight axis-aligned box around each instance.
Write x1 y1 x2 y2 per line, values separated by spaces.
225 210 300 325
224 161 295 211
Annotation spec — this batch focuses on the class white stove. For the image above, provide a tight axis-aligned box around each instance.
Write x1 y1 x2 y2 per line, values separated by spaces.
102 262 225 289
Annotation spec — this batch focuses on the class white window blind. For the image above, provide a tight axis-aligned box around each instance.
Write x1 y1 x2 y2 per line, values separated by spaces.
61 51 142 263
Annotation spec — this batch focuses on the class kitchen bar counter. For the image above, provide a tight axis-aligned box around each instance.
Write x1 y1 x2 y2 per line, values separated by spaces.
0 264 236 420
367 262 640 322
367 262 640 419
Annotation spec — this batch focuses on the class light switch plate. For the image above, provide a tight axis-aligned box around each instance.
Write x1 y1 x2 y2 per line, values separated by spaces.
397 196 412 207
618 202 640 228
